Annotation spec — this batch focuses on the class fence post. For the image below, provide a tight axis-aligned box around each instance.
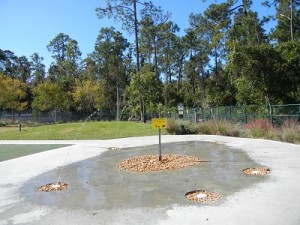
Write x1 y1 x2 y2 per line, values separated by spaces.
244 105 248 123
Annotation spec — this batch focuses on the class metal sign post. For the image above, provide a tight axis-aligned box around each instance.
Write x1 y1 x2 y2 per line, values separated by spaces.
158 127 162 161
151 118 167 161
178 103 184 119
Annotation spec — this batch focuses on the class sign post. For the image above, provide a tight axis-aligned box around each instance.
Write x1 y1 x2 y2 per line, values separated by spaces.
151 118 167 161
178 103 184 119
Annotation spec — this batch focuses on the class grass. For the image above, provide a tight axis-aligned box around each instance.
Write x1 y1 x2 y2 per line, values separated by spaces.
0 121 166 140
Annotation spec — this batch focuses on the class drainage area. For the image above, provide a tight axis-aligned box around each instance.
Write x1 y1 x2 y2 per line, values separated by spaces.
22 141 270 209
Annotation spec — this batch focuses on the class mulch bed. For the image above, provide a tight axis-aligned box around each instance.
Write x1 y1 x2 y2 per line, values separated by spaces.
38 182 69 192
243 167 271 176
185 190 223 203
118 154 200 172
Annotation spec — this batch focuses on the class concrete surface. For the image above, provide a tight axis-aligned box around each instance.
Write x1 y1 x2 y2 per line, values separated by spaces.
0 135 300 225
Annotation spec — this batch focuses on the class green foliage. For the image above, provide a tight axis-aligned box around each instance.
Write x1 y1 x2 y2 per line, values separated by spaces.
229 44 293 104
72 79 105 114
125 66 162 121
166 119 197 135
2 0 300 119
32 82 70 112
92 27 129 109
0 73 28 111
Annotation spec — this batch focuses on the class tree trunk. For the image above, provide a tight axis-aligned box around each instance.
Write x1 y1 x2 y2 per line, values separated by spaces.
134 0 140 72
290 0 294 41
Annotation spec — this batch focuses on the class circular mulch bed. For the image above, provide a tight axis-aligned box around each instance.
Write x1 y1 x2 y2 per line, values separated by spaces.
38 182 69 192
243 167 271 176
185 190 223 203
118 154 200 172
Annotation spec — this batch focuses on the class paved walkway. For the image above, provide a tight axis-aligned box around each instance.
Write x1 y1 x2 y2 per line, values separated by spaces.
0 135 300 225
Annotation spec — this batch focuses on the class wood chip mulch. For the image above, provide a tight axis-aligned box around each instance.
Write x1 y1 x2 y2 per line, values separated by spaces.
38 182 69 192
243 167 271 176
118 154 200 172
185 190 223 203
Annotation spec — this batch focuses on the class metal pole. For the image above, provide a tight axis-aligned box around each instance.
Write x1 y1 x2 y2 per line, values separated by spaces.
159 128 162 161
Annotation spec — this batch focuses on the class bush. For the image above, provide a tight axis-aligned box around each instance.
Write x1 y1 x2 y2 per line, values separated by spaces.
197 120 240 136
166 119 179 135
280 119 300 143
196 120 216 135
167 118 300 144
244 119 280 140
166 119 197 135
215 120 241 136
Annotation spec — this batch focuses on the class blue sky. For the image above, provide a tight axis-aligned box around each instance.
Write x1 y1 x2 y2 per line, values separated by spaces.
0 0 275 70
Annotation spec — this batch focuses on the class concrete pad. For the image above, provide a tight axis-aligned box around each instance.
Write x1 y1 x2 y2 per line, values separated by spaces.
0 135 300 225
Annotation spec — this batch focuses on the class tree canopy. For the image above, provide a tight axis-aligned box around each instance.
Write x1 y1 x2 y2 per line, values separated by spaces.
1 0 300 121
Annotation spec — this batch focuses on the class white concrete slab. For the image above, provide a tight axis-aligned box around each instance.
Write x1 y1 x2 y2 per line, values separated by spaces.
0 135 300 225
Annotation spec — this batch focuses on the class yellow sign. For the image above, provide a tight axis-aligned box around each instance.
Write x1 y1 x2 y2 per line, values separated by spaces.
151 118 167 129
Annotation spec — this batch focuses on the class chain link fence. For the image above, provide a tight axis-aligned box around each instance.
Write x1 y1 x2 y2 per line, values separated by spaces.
1 104 300 125
0 109 116 125
148 104 300 125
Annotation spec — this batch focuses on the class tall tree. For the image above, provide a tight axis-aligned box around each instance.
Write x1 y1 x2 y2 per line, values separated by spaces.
264 0 300 41
96 0 141 72
92 27 129 110
96 0 169 73
30 53 46 86
47 33 82 91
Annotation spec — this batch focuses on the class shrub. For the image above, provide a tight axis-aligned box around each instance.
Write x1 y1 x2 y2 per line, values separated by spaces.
166 119 179 135
166 119 197 135
196 120 216 135
197 120 241 136
280 119 300 143
215 120 241 136
244 119 278 139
